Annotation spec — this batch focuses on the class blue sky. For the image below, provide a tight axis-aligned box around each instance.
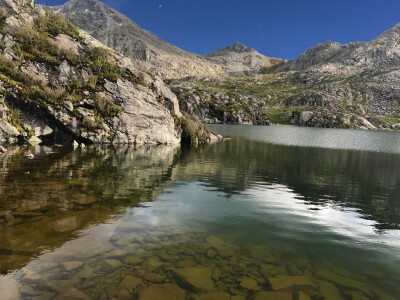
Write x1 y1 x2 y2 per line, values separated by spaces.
39 0 400 59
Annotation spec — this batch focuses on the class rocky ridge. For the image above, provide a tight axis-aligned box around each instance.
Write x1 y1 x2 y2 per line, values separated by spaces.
48 0 224 79
277 23 400 72
47 0 282 79
169 23 400 129
0 0 213 146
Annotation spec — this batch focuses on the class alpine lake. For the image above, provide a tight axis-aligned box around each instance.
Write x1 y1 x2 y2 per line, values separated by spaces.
0 125 399 300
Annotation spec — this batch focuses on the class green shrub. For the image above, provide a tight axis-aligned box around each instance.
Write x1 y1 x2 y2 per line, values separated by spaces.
14 26 62 65
264 109 289 124
0 55 38 87
35 11 81 40
81 116 102 131
180 112 210 144
377 115 400 127
8 107 24 132
0 8 7 33
0 55 66 106
83 47 121 81
95 96 121 118
14 24 82 66
66 81 98 94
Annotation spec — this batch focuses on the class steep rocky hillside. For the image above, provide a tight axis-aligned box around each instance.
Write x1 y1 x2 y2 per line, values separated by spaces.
0 0 214 146
47 0 282 79
48 0 224 79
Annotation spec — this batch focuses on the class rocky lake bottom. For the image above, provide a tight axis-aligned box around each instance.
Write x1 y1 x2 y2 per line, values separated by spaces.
0 125 400 300
6 219 400 300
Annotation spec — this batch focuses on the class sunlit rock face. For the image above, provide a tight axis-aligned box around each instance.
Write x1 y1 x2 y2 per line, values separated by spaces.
0 0 181 146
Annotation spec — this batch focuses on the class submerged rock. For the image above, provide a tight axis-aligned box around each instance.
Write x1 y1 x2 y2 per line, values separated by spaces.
317 280 344 300
173 267 214 292
231 296 246 300
315 270 371 296
194 291 230 300
116 221 146 233
254 291 293 300
140 257 163 270
60 261 83 272
58 288 91 300
118 275 142 292
205 235 224 247
268 275 317 291
297 292 311 300
138 283 185 300
239 278 258 290
100 259 122 272
123 256 143 265
142 272 166 283
76 265 93 280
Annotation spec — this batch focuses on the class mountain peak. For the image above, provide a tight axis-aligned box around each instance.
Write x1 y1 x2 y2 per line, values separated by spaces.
229 42 252 53
52 0 102 9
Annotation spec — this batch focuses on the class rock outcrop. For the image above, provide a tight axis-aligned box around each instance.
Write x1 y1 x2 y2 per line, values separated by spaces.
0 0 186 146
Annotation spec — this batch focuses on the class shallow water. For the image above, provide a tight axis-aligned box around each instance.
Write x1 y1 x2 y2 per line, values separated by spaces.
0 125 400 300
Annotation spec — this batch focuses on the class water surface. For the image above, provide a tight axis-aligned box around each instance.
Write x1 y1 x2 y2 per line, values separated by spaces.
0 125 399 300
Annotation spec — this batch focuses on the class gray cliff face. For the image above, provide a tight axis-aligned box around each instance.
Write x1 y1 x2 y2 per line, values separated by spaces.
0 0 182 146
46 0 281 79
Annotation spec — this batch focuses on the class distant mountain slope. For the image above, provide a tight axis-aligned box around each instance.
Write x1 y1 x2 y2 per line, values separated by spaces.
278 23 400 72
47 0 281 79
205 42 284 75
169 23 400 130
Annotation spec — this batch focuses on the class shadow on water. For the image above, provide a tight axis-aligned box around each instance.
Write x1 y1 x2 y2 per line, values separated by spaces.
0 144 180 274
